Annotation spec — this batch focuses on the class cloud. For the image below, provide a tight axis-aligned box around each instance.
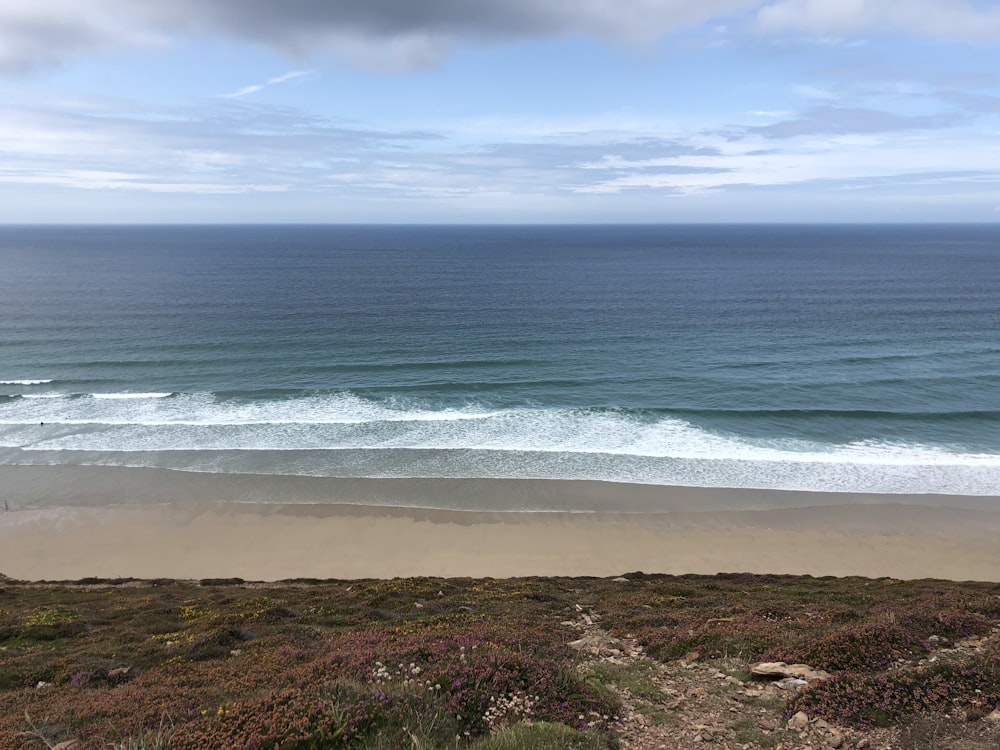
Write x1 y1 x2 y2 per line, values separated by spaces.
0 94 440 195
749 106 962 138
571 133 1000 196
221 69 314 99
792 84 837 101
6 1 1000 77
0 0 762 76
6 1 1000 78
757 0 1000 41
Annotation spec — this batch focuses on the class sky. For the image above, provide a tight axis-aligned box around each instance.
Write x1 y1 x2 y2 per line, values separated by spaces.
2 0 1000 223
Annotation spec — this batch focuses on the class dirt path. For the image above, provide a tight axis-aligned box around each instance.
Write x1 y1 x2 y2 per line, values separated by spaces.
565 606 1000 750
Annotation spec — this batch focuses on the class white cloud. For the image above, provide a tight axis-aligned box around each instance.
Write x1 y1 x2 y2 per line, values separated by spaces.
757 0 1000 40
793 84 836 100
221 69 314 99
1 81 998 218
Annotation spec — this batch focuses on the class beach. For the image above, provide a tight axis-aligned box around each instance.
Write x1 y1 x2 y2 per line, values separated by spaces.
2 465 998 582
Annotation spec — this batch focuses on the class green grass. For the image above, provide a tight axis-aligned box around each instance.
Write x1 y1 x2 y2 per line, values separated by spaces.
581 660 671 703
469 722 612 750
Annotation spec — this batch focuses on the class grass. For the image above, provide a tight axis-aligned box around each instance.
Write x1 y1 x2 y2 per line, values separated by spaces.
470 722 612 750
731 717 785 750
581 661 671 703
0 572 998 748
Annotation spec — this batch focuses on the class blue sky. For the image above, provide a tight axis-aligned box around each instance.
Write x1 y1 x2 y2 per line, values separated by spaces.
2 0 999 223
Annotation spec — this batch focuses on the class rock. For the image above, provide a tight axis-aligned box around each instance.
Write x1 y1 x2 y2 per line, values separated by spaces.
856 739 870 749
568 635 606 654
829 733 844 748
684 650 702 662
779 677 809 692
985 708 1000 722
107 666 132 681
787 711 809 730
611 576 628 582
758 719 777 731
36 681 52 689
52 741 80 750
751 661 831 681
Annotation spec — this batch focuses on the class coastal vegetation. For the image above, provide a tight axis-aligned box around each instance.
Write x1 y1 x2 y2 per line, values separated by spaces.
1 573 998 749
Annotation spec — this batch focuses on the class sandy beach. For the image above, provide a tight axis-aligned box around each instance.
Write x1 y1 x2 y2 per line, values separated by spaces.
1 465 998 581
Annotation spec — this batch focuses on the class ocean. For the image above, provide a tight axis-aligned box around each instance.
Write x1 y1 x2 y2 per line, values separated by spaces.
1 224 998 504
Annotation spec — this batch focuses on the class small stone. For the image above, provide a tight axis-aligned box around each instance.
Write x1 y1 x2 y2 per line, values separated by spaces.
751 661 831 681
685 650 702 662
108 666 132 680
36 681 52 689
52 741 80 750
612 576 628 582
787 711 809 730
829 734 844 749
856 739 871 749
985 708 1000 722
781 678 809 692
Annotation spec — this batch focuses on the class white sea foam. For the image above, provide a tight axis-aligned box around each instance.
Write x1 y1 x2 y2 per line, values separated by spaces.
2 390 999 494
92 392 174 399
0 379 53 385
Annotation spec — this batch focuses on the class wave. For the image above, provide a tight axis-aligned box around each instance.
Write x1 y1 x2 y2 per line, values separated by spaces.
0 379 54 385
0 391 998 472
91 392 174 400
667 407 1000 422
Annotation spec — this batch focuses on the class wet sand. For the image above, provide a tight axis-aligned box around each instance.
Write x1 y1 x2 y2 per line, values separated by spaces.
1 465 998 581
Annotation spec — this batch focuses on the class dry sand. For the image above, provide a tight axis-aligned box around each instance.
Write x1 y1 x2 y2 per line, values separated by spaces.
1 465 998 581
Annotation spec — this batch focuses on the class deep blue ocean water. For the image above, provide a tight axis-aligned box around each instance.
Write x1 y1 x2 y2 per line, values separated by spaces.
1 224 998 497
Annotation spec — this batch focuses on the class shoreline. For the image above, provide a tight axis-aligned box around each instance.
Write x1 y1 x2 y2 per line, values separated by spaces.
1 464 998 581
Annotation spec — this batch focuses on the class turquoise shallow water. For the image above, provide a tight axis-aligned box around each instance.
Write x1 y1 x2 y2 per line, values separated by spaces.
1 224 998 497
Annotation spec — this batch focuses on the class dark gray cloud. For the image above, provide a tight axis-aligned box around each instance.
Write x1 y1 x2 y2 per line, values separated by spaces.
0 0 756 75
